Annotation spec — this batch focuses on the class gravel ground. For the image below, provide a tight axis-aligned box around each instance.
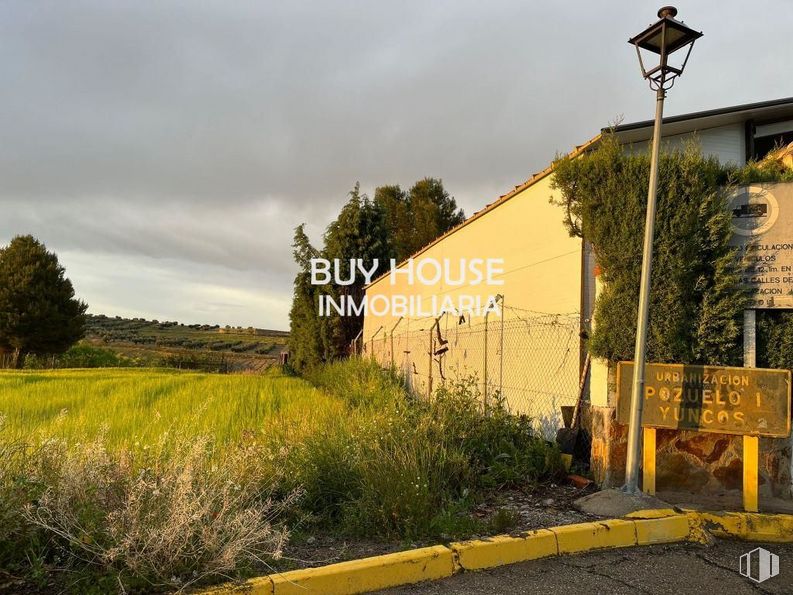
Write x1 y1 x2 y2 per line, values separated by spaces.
283 482 598 569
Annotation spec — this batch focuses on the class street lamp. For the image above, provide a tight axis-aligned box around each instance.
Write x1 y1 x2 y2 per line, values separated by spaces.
623 7 702 494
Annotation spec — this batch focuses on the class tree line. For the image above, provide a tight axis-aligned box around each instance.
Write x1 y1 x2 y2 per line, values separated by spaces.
288 178 464 371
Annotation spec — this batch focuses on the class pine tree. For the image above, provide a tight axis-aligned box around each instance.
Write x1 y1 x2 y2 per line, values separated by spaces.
373 184 411 261
405 178 465 257
288 179 465 371
0 235 88 368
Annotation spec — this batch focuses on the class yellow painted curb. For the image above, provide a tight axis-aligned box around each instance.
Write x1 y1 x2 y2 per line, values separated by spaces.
201 575 274 595
269 545 454 595
551 519 637 554
200 509 793 595
450 529 557 570
634 515 690 544
693 511 793 543
684 511 716 545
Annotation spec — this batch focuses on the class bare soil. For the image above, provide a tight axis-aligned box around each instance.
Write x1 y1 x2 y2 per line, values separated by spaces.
282 481 599 571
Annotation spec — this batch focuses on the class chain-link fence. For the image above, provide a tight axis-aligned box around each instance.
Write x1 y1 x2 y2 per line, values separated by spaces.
363 304 583 439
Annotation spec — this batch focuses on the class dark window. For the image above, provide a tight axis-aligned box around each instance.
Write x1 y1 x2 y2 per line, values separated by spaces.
754 130 793 160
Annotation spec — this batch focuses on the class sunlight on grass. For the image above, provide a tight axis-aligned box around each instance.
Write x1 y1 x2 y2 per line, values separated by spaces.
0 360 562 590
0 368 342 449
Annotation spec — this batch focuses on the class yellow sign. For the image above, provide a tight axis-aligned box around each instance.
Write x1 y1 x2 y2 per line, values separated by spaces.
616 362 791 437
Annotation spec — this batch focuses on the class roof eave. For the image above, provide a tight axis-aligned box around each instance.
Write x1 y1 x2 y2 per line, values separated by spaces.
364 133 602 289
608 96 793 135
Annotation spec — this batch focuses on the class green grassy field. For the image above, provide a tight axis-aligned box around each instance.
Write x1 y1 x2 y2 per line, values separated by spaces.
0 361 561 592
0 368 339 448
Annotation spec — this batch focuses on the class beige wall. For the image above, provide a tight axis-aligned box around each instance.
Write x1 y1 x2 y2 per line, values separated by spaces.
363 175 584 436
363 175 582 334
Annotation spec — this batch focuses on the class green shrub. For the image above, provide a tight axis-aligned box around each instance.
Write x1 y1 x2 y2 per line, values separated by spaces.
551 136 793 366
23 345 130 369
552 136 749 365
287 419 364 522
59 345 129 368
0 425 42 562
428 378 563 489
291 359 562 539
305 357 406 408
758 310 793 373
343 430 465 539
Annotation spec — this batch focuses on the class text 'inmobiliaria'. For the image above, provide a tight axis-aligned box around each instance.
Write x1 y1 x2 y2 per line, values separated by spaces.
310 258 504 317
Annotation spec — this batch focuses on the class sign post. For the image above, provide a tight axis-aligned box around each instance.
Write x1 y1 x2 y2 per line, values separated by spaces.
743 309 759 512
643 427 657 495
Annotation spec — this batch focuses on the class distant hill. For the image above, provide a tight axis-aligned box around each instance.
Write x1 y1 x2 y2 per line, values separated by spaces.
83 314 289 372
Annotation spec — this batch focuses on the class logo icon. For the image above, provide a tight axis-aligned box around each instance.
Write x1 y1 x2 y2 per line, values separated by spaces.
729 186 779 237
739 547 779 583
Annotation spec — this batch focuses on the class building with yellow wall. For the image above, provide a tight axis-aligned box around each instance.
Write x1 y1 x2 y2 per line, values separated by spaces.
362 97 793 445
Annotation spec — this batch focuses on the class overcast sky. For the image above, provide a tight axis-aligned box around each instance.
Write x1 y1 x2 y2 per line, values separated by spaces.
1 1 790 330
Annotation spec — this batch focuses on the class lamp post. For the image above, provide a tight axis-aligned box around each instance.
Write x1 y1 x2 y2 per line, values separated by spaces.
623 7 702 493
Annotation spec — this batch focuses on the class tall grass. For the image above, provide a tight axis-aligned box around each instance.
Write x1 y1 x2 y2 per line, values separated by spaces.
0 360 562 591
289 367 563 539
0 368 341 449
304 357 407 408
0 368 335 590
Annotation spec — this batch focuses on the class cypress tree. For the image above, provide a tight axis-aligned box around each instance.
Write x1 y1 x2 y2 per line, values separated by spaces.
287 225 324 370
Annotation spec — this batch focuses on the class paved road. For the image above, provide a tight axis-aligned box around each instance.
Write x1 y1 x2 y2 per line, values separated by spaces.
380 541 793 594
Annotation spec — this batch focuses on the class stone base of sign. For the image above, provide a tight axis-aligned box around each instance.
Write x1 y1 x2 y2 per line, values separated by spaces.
586 361 792 499
573 488 671 518
587 405 627 488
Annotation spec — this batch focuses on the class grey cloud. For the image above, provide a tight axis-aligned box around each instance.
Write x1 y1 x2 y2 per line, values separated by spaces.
59 250 292 329
1 195 322 273
1 0 791 327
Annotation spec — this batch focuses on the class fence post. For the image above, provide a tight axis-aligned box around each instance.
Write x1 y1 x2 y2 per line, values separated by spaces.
389 317 403 369
743 309 759 512
405 318 411 382
428 324 434 398
351 328 363 357
370 326 383 361
483 311 488 407
498 294 504 398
